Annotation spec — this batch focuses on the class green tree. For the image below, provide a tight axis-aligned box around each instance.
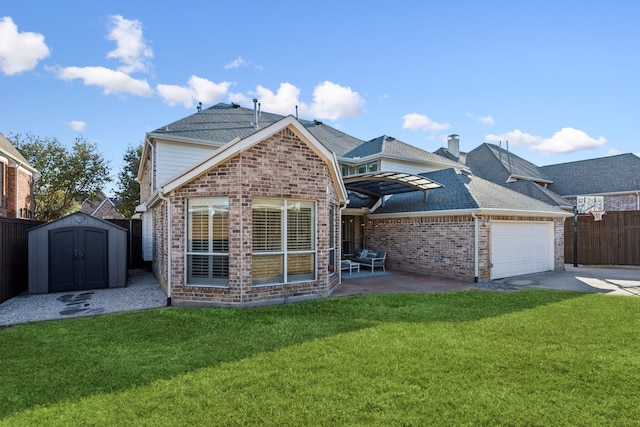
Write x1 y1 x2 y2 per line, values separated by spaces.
11 133 111 221
115 143 142 218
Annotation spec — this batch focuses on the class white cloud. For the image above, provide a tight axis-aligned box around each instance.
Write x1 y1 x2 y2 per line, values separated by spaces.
54 65 153 96
106 15 152 74
253 82 305 116
0 16 50 75
607 148 621 156
157 75 231 107
485 129 543 147
248 81 365 121
307 81 365 121
224 57 249 69
535 128 606 153
478 115 495 125
485 127 607 154
402 113 450 132
67 121 86 132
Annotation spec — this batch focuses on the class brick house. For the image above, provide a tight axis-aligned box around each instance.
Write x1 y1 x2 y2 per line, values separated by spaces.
137 103 571 307
0 133 37 219
80 190 125 219
139 115 347 307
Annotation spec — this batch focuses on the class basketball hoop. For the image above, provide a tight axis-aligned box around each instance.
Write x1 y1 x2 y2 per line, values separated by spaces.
589 210 606 221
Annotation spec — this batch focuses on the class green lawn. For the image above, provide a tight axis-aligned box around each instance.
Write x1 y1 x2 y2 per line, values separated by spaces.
1 289 639 426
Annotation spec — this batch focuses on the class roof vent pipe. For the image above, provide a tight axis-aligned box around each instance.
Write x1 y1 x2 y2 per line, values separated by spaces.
506 140 513 173
253 98 258 129
295 105 298 119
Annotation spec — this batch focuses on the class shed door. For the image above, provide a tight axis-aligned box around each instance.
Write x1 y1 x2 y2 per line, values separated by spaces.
49 227 109 292
491 222 553 279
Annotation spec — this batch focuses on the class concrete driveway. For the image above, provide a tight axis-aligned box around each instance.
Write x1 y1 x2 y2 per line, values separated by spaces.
494 264 640 297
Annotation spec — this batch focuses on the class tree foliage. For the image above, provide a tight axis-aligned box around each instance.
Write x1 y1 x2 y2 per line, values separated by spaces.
115 143 142 218
11 134 111 221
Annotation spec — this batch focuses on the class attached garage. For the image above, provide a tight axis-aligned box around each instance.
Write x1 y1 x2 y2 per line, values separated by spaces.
28 212 127 294
491 221 554 279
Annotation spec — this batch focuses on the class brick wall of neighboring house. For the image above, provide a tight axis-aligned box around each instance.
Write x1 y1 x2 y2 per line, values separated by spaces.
565 194 639 211
363 215 565 281
155 127 341 307
604 194 639 211
2 166 34 219
0 162 6 217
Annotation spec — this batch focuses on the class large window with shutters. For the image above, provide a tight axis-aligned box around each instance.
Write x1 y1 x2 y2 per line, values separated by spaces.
252 198 315 285
186 197 229 286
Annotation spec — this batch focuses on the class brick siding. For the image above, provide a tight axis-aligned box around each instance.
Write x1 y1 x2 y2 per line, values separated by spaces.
1 165 34 219
155 127 341 307
363 214 565 281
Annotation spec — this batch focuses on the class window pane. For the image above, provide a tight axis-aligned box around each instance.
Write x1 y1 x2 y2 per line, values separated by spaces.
252 254 284 285
188 205 209 252
187 198 229 286
252 199 283 252
188 255 229 285
211 207 229 252
288 253 314 281
287 201 314 251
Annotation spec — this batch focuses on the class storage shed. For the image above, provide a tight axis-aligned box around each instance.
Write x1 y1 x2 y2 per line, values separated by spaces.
28 212 127 294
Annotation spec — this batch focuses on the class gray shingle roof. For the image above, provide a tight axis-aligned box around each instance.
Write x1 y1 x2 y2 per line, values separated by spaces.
502 181 572 208
374 168 565 214
150 103 364 156
345 135 464 167
466 143 552 184
541 153 640 196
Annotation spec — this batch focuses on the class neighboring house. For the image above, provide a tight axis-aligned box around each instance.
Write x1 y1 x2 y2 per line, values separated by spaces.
541 154 640 211
80 190 125 219
437 136 640 212
0 133 37 219
137 102 571 307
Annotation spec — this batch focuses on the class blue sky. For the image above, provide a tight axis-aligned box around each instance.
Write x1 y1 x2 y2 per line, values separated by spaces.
2 1 639 194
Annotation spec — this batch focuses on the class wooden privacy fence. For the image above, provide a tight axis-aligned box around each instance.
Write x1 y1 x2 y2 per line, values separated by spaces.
564 211 640 266
0 218 43 304
107 219 145 269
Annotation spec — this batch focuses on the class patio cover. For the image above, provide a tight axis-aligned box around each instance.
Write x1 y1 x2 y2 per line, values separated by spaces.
342 172 443 198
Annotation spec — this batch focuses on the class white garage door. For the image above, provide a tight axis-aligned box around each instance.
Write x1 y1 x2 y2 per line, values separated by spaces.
491 222 553 279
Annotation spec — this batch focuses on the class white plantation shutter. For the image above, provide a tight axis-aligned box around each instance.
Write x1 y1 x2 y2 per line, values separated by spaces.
187 198 229 285
252 199 315 285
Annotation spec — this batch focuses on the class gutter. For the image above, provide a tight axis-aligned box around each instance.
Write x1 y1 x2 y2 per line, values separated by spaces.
158 190 172 306
367 208 574 220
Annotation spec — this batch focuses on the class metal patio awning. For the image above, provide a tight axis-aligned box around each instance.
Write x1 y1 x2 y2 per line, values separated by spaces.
342 171 443 198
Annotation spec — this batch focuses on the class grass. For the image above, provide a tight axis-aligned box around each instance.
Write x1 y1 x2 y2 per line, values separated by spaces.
1 289 640 426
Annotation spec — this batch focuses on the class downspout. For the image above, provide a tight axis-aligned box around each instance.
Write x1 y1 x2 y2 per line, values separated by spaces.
158 190 172 306
338 203 347 285
471 212 479 283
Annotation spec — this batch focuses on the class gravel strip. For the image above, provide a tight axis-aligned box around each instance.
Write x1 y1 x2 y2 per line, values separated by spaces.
0 269 167 327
